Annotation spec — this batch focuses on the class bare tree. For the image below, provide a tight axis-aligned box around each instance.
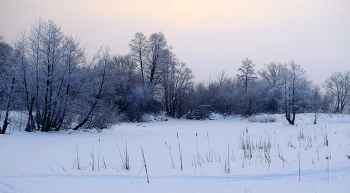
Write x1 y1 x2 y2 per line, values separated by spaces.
14 32 37 132
236 58 258 116
0 37 16 134
14 19 89 132
146 32 168 86
1 78 15 134
280 60 311 125
160 57 194 117
237 58 257 91
0 36 15 101
324 71 350 113
129 32 147 84
258 62 284 113
259 62 283 85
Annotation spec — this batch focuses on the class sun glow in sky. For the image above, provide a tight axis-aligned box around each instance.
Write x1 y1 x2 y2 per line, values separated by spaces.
1 0 349 83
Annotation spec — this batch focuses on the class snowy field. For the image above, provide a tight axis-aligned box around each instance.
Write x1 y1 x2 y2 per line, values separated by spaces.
1 114 350 193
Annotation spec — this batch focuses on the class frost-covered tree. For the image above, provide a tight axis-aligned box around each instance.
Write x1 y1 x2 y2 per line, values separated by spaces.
236 58 258 116
108 53 159 122
0 37 15 107
0 36 15 102
0 36 13 80
32 20 88 132
324 71 350 113
258 62 284 113
159 54 194 118
13 32 37 132
237 58 257 91
0 37 17 134
259 62 283 85
12 18 105 132
145 32 169 86
129 32 147 84
279 60 311 125
214 77 238 115
128 32 194 119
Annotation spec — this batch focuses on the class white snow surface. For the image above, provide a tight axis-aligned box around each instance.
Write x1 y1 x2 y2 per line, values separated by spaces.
1 114 350 193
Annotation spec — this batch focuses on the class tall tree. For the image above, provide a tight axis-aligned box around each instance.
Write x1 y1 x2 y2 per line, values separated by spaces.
0 36 14 102
324 71 350 113
236 58 258 116
14 32 36 132
0 37 17 134
129 32 147 84
258 62 284 113
146 32 168 86
159 52 194 118
237 58 257 91
15 18 88 132
280 60 310 125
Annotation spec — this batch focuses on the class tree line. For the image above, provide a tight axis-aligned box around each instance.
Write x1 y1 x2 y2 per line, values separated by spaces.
0 19 349 133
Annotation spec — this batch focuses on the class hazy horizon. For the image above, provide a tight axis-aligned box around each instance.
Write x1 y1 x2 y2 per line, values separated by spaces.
1 0 349 84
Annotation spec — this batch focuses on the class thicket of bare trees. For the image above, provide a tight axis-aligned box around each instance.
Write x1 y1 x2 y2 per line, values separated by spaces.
0 19 349 133
0 19 195 133
188 59 348 124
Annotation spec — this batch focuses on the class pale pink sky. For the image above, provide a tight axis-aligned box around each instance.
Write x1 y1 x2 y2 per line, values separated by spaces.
1 0 349 83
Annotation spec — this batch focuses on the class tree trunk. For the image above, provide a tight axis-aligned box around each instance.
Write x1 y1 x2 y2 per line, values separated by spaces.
313 112 317 124
291 111 296 125
285 114 293 125
1 78 15 134
25 97 36 132
139 54 144 85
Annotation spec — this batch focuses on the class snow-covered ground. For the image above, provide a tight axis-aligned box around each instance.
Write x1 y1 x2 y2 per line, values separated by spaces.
1 114 349 193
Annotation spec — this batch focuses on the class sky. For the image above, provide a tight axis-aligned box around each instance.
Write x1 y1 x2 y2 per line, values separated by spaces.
1 0 349 84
